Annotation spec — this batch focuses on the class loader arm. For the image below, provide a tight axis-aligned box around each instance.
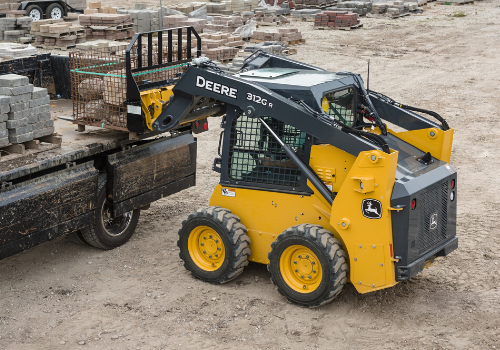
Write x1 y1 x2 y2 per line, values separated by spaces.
153 65 383 158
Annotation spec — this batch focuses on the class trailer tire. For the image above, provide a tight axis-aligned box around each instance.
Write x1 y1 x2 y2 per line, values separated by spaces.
46 3 64 19
268 224 348 308
178 207 251 284
26 5 43 21
81 177 140 250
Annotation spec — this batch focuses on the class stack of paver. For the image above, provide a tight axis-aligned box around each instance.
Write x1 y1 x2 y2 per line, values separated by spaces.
201 32 245 60
314 11 360 27
0 1 22 16
292 8 322 19
163 15 208 33
264 0 295 8
330 1 372 16
206 2 228 14
0 74 53 147
252 27 302 44
203 15 246 32
78 13 133 41
294 0 328 9
31 20 85 49
117 5 163 32
84 1 117 14
0 17 32 43
371 1 416 16
169 2 208 14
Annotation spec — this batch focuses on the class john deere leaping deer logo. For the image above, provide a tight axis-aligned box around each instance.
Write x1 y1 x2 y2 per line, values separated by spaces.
362 199 382 219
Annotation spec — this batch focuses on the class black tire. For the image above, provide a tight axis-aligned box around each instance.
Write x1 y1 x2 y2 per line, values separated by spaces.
268 224 348 308
46 3 64 19
69 230 90 245
25 5 43 21
81 176 140 250
178 207 251 284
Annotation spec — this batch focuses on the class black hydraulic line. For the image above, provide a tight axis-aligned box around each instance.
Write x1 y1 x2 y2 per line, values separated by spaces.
370 91 450 130
258 117 334 206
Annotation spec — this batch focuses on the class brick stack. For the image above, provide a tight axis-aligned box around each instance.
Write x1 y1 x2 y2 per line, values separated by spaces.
294 0 326 8
203 15 246 33
78 14 134 41
0 17 32 43
332 1 371 16
292 8 322 18
0 74 53 147
84 1 117 15
201 32 245 52
314 11 360 27
163 15 208 33
252 27 302 43
206 3 227 14
264 0 295 8
31 20 85 48
0 1 23 16
117 6 161 32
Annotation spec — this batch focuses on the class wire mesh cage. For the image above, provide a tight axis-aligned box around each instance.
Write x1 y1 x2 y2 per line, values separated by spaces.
227 115 307 188
70 28 200 131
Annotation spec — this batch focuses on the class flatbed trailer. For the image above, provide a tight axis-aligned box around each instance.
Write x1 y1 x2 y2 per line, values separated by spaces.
0 100 197 260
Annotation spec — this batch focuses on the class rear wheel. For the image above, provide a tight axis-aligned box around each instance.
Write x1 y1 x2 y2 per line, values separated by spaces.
81 177 140 250
268 224 348 307
46 3 64 19
178 207 251 284
26 5 43 21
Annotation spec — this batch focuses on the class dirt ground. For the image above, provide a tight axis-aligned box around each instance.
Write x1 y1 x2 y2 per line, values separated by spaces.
1 1 500 349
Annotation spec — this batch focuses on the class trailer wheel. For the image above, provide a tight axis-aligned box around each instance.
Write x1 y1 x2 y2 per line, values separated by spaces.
268 224 348 308
81 177 140 250
26 5 43 21
178 207 251 284
46 3 64 19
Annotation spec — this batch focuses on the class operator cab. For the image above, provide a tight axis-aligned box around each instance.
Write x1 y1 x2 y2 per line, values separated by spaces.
236 68 359 127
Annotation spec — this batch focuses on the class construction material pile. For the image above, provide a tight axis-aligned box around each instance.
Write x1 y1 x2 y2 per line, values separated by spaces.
201 32 245 61
0 43 38 62
331 1 372 15
203 15 246 33
0 74 52 147
262 0 295 8
79 13 134 41
84 1 118 14
314 11 360 27
0 2 23 16
252 27 302 44
31 19 85 49
294 0 336 9
371 1 418 15
117 4 161 33
163 15 208 33
0 17 32 43
292 9 322 19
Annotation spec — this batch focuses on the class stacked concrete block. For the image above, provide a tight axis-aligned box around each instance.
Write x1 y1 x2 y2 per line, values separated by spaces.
201 32 245 61
252 27 302 43
0 16 32 43
264 0 295 8
203 15 246 33
117 8 160 32
66 0 87 10
206 3 227 14
292 8 322 18
78 14 133 40
31 20 85 48
330 1 371 16
314 11 360 27
0 74 53 147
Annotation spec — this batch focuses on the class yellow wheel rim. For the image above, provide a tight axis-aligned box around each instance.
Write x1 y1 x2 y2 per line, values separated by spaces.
187 226 225 271
279 245 322 293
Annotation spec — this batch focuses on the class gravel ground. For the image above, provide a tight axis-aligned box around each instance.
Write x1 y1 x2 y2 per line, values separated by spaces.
1 1 500 350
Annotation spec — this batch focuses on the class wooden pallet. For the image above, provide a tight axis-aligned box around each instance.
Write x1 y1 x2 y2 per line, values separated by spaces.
314 23 363 31
0 134 62 161
35 44 76 51
436 0 474 4
30 30 85 38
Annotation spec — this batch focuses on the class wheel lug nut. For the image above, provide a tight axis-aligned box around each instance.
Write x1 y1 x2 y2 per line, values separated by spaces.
209 255 212 258
215 240 218 243
301 275 304 279
294 261 297 264
201 243 204 246
308 276 312 279
203 251 206 254
311 261 315 265
295 269 298 272
215 254 218 257
306 255 309 258
313 270 316 273
203 237 206 240
298 255 301 258
209 235 212 238
217 247 221 251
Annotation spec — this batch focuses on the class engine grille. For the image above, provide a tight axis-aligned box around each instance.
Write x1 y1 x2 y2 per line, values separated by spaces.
417 182 449 254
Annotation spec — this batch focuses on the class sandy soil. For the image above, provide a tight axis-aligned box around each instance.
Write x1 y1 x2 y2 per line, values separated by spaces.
1 1 500 349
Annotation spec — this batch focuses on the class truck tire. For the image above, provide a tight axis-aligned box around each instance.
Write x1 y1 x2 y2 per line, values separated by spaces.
45 3 64 19
178 207 251 284
268 224 348 308
26 5 43 21
81 176 140 250
69 230 90 245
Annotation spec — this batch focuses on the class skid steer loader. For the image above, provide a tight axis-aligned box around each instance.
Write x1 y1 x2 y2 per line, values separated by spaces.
127 36 457 307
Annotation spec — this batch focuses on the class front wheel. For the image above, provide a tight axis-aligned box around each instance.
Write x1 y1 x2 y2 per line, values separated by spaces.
81 177 140 250
178 207 251 284
268 224 348 308
26 5 43 21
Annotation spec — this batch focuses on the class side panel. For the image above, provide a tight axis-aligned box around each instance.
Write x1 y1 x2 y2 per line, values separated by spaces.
107 134 197 215
0 162 98 259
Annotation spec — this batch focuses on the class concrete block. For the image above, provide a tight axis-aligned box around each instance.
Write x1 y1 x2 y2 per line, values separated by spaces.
0 121 5 130
0 113 7 122
0 84 34 96
0 137 9 147
44 119 54 127
0 74 29 88
8 125 32 136
38 111 51 120
30 96 50 108
33 104 50 115
9 132 33 144
33 127 54 138
0 95 9 105
135 3 148 10
31 121 44 130
27 113 38 124
6 117 28 129
31 87 48 99
0 104 8 115
8 109 29 120
10 93 31 104
9 101 29 113
88 1 101 9
0 128 7 138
